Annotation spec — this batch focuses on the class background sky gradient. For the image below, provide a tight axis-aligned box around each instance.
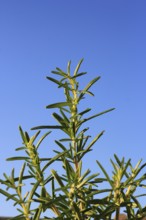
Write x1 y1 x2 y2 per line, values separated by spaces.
0 0 146 217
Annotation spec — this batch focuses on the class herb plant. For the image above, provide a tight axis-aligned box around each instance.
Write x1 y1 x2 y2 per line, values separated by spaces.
0 60 146 220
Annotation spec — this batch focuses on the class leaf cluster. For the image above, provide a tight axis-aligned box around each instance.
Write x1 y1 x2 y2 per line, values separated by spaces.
0 60 146 220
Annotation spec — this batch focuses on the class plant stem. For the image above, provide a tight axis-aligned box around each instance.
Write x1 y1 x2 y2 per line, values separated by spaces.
115 207 120 220
16 187 30 220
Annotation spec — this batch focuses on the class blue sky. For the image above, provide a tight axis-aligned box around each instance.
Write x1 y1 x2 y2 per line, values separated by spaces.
0 0 146 217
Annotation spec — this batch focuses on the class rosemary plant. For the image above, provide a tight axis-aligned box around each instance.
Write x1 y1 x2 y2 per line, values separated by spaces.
0 60 146 220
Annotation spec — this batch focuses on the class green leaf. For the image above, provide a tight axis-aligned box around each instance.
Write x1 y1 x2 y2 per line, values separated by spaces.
36 131 51 149
96 160 113 187
131 195 142 211
0 189 21 203
87 198 111 205
79 108 115 126
44 175 53 186
11 168 15 182
46 102 72 109
71 202 82 219
39 158 51 161
60 108 70 121
121 159 131 179
27 181 43 211
72 72 87 79
51 170 68 195
80 131 104 159
18 163 26 193
77 173 98 188
78 169 91 183
33 205 43 220
135 162 146 177
59 138 73 142
46 76 64 87
53 112 68 127
52 68 67 78
55 140 67 151
42 151 68 172
78 76 100 101
78 108 91 117
28 130 40 146
73 58 84 76
63 159 75 182
31 125 62 130
19 126 27 145
15 147 26 151
7 157 29 161
67 60 71 76
5 175 32 183
85 90 94 96
0 179 13 188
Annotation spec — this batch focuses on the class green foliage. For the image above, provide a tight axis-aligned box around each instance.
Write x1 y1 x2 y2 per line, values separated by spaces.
0 60 146 220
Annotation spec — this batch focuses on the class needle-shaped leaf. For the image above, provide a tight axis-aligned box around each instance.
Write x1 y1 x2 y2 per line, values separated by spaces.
32 205 43 220
85 90 94 96
78 108 91 117
46 102 72 109
78 76 100 101
31 125 62 130
35 131 51 149
72 202 82 219
80 131 104 159
53 112 67 126
42 151 68 172
77 173 98 188
28 130 40 146
63 159 75 182
73 58 84 76
72 72 87 79
67 60 71 76
27 180 43 211
0 189 21 203
55 140 67 151
7 157 29 161
96 160 113 187
59 138 73 142
51 170 68 195
135 162 146 177
78 169 91 183
52 68 67 78
79 108 115 126
19 126 27 145
60 109 70 123
15 147 26 151
18 163 26 194
46 76 65 88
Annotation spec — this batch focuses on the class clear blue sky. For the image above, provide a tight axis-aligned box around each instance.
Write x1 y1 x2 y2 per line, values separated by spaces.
0 0 146 217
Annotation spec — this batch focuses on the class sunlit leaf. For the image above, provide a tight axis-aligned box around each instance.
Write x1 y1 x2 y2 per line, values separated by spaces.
36 131 51 149
73 58 84 76
52 68 67 78
7 157 29 161
31 125 62 130
46 102 72 109
18 163 26 194
72 72 87 79
0 189 21 203
78 76 100 101
67 60 71 76
80 131 104 159
79 108 115 126
96 160 113 187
